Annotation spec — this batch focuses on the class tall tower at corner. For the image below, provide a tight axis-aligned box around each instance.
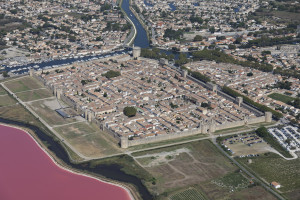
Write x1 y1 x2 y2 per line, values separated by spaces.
133 46 141 59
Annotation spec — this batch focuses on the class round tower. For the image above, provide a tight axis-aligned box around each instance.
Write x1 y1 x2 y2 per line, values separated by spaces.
133 46 141 59
236 96 243 107
182 70 188 78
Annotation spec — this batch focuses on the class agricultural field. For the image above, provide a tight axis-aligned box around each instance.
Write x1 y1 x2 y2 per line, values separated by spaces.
16 88 53 102
268 93 295 104
237 153 300 200
170 188 206 200
212 172 249 191
54 122 122 157
131 140 275 200
4 76 44 93
228 186 277 200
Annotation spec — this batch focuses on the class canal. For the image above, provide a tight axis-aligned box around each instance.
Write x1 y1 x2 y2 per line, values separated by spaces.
121 0 149 48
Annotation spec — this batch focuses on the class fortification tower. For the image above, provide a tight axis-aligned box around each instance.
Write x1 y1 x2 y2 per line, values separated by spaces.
200 121 208 134
182 70 188 78
53 87 57 96
56 89 62 99
209 119 216 133
236 96 243 107
87 111 93 122
120 137 129 148
29 69 35 77
133 46 141 59
159 58 168 65
207 82 217 93
265 112 272 123
85 109 88 120
212 84 217 93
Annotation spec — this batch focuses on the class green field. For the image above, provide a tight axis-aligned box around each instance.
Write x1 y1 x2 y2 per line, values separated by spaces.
268 93 295 104
16 88 53 102
170 188 206 200
4 76 44 93
0 86 7 95
237 153 300 200
0 94 17 107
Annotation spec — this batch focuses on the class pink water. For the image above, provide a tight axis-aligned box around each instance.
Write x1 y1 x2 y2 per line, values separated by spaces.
0 125 132 200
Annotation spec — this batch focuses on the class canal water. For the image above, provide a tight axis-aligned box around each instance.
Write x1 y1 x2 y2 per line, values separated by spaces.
122 0 149 48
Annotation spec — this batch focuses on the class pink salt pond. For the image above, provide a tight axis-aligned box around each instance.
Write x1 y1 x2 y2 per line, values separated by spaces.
0 125 132 200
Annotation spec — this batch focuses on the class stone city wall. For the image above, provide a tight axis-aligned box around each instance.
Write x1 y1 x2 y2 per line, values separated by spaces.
248 116 266 124
127 128 201 147
122 113 271 148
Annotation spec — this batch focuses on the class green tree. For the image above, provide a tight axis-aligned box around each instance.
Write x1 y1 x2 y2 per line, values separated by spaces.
102 70 121 79
123 107 137 117
228 44 236 50
193 35 203 42
235 37 242 44
209 26 215 33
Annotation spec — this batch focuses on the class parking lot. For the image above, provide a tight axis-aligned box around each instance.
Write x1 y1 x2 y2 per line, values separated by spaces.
222 133 275 157
268 126 300 154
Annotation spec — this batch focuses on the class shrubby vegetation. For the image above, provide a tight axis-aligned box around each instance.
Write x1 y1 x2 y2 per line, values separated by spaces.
189 15 203 24
274 81 292 90
193 35 203 42
241 36 300 48
163 28 184 40
102 70 121 79
190 71 211 83
288 98 300 109
140 48 174 61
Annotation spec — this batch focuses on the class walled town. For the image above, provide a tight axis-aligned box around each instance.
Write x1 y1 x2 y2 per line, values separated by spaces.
37 53 271 146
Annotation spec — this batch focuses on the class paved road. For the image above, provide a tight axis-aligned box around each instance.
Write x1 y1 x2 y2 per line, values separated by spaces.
212 137 285 200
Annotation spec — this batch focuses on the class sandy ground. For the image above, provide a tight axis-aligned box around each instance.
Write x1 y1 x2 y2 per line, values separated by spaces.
135 148 191 167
